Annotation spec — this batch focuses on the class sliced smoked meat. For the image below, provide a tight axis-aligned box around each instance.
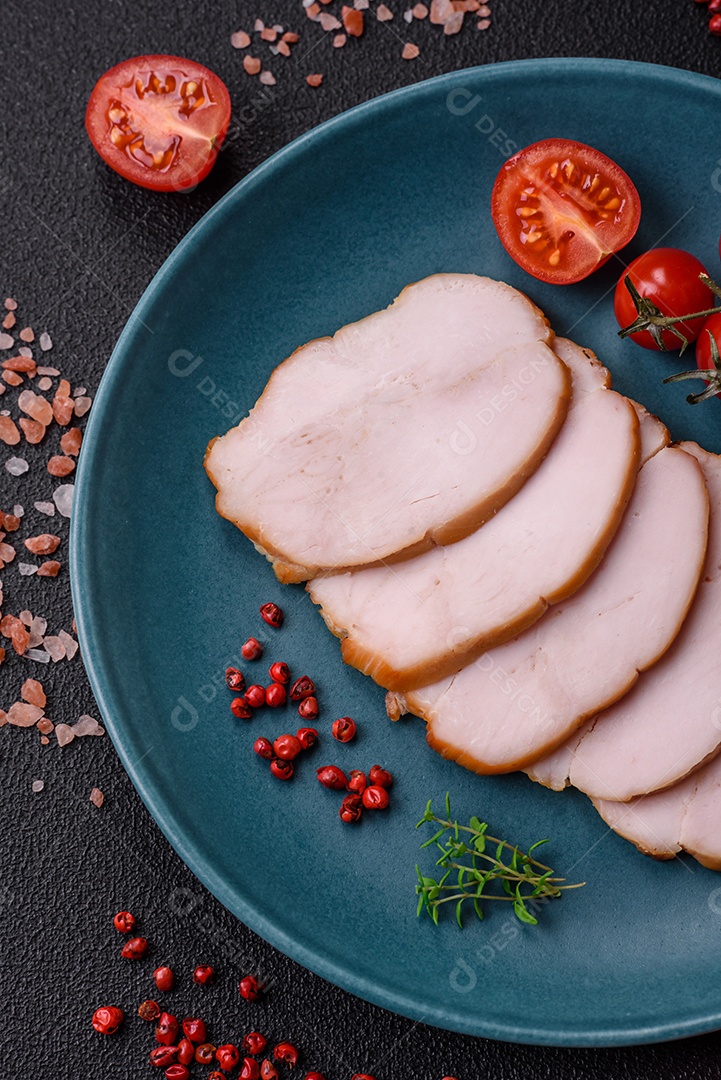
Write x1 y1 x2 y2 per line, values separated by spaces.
308 339 640 690
205 275 571 583
388 423 709 774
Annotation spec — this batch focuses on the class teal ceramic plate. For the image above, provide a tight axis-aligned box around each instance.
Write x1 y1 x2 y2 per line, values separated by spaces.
71 59 721 1046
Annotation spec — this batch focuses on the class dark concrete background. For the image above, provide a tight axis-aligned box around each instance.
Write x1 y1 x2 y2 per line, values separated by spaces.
2 2 721 1077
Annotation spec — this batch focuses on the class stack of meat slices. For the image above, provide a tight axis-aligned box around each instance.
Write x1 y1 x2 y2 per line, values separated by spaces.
205 273 720 871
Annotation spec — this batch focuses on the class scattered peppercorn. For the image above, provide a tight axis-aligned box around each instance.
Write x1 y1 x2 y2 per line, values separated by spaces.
254 736 274 759
369 764 393 788
239 974 264 1001
304 1073 327 1080
243 1031 268 1055
332 716 356 742
231 697 253 719
339 794 363 823
245 684 267 709
195 1043 217 1064
260 1062 279 1080
274 1042 299 1067
298 695 319 720
216 1043 241 1070
317 765 348 790
164 1065 190 1080
91 1006 124 1034
242 637 263 660
150 1045 179 1068
138 999 161 1021
121 935 149 959
260 602 283 627
193 965 214 985
155 1012 179 1045
270 758 294 780
266 682 287 708
362 785 390 810
113 910 135 933
153 965 175 992
296 726 318 750
177 1038 195 1066
226 666 246 692
269 661 290 684
241 1058 261 1080
273 733 302 760
290 675 315 701
182 1016 207 1043
346 770 367 794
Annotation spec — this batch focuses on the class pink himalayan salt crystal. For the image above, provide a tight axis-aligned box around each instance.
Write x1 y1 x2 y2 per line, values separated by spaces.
3 298 17 311
0 542 17 564
43 636 66 662
30 615 47 637
18 390 53 426
55 724 75 746
18 564 37 576
376 3 393 17
0 416 20 445
7 702 44 727
477 16 490 27
5 457 29 476
19 327 34 343
37 377 52 391
319 11 341 29
19 611 33 627
259 70 276 85
0 711 6 727
37 367 59 377
73 714 104 736
0 333 14 350
21 678 46 707
25 648 50 663
333 32 347 45
32 779 44 793
39 333 52 352
74 397 92 417
53 484 74 518
58 630 78 659
443 9 464 32
37 717 54 734
402 41 420 58
231 29 251 47
90 787 104 808
34 501 55 516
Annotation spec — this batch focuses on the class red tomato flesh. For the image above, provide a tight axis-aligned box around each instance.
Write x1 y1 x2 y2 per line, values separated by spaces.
614 248 714 351
85 55 231 192
695 312 721 395
491 139 641 285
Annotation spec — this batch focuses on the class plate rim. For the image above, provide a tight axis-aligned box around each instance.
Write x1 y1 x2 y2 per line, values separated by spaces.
71 57 721 1047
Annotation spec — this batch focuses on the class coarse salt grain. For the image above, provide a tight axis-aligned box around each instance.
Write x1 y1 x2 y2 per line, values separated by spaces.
231 29 251 48
37 377 52 391
37 718 54 734
0 334 14 350
402 41 420 57
36 367 59 377
477 16 490 27
32 779 44 793
8 702 44 727
403 9 413 20
73 387 86 397
376 3 393 16
3 299 17 311
333 32 347 45
58 630 78 659
13 504 23 517
39 333 52 352
17 347 33 359
30 615 47 638
90 787 104 808
6 457 29 476
306 73 324 87
74 396 92 417
19 611 32 626
55 723 74 746
73 715 104 737
443 9 464 32
243 55 262 75
18 564 37 576
19 327 34 343
34 501 55 516
259 70 277 85
53 484 74 518
22 678 46 707
43 636 66 662
25 649 51 663
320 11 341 29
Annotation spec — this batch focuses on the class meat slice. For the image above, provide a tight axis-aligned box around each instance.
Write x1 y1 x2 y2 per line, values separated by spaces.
205 275 571 583
308 339 640 690
531 444 721 802
593 752 721 871
388 421 709 774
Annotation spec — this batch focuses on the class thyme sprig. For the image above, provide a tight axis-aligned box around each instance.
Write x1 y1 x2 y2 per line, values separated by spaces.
415 794 584 928
618 272 721 354
663 327 721 405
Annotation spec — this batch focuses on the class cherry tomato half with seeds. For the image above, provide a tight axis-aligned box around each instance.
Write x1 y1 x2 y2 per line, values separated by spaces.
85 55 231 192
491 138 640 285
614 248 714 351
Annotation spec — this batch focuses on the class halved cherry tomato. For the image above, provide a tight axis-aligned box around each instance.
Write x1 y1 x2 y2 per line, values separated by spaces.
614 248 714 351
491 139 641 285
85 55 231 192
